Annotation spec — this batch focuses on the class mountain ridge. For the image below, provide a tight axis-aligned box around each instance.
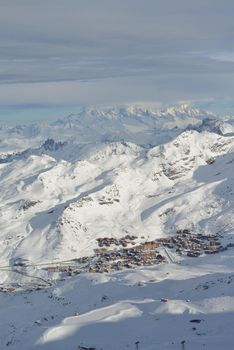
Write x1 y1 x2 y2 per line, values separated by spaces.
1 106 234 349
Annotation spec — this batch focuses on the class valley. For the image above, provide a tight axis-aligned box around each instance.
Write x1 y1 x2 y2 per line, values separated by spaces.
0 105 234 349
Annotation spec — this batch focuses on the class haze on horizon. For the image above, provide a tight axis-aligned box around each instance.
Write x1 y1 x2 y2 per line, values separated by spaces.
1 0 234 123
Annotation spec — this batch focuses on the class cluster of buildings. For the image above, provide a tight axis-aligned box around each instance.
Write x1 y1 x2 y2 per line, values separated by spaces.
42 230 227 277
3 231 231 293
89 241 165 273
157 229 224 257
43 240 165 275
96 235 138 248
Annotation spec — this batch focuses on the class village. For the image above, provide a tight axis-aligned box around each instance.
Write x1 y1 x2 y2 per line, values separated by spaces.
43 237 165 275
90 240 165 273
1 229 231 294
157 229 225 257
42 229 228 275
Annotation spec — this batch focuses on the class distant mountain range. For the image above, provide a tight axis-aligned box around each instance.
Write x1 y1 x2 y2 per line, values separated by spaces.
1 104 233 155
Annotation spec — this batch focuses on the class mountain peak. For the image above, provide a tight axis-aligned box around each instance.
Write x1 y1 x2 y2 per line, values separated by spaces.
160 103 216 118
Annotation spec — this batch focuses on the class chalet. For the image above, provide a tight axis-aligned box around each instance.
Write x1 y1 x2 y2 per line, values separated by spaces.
94 248 107 254
142 241 160 250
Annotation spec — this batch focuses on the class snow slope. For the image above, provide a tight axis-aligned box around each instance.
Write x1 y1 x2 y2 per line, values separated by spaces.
0 105 234 349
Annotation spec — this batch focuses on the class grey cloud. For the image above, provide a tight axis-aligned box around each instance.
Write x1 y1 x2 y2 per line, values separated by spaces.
0 0 234 109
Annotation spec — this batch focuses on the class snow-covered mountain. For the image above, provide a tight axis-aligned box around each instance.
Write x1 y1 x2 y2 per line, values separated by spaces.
1 105 234 350
1 104 233 154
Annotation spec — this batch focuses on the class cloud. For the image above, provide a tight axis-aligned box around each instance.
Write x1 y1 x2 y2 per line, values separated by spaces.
201 51 234 63
0 0 234 119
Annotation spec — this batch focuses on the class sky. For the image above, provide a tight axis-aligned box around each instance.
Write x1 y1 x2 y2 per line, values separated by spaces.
1 0 234 123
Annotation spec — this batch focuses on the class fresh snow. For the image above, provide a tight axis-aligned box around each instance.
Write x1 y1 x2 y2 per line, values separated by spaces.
0 104 234 349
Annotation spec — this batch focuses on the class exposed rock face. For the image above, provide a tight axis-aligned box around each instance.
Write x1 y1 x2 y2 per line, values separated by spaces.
42 139 67 152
